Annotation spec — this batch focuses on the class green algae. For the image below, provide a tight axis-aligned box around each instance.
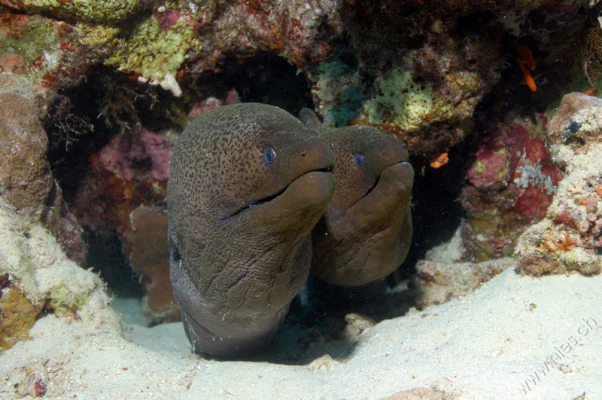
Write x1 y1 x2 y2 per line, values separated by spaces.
362 66 485 134
475 160 486 174
0 17 56 63
78 17 199 78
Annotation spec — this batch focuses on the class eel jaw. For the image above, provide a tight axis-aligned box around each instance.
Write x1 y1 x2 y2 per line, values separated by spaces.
226 166 333 218
347 160 410 211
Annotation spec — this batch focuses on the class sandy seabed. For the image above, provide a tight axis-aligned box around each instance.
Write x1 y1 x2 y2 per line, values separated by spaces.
1 265 601 400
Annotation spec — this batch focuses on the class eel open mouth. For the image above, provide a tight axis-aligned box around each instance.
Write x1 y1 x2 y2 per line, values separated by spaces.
227 166 333 218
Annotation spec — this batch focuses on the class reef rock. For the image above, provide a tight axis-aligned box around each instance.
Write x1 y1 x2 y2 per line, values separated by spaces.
547 92 602 149
1 0 340 93
42 185 89 265
516 145 602 276
515 92 602 275
0 92 87 263
0 92 52 217
330 0 581 154
460 115 563 261
0 195 119 349
358 44 499 155
187 88 240 120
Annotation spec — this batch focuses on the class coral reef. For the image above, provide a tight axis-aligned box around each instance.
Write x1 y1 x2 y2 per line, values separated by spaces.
359 50 498 154
460 115 563 261
584 3 602 88
332 0 581 155
0 92 52 217
0 10 94 106
0 195 117 348
516 93 602 276
72 126 175 320
41 185 88 265
69 0 340 92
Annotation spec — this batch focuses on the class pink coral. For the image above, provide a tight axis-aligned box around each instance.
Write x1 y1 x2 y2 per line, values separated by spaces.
99 127 172 182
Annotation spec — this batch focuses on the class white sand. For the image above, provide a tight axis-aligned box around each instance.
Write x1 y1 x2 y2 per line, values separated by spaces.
2 266 600 400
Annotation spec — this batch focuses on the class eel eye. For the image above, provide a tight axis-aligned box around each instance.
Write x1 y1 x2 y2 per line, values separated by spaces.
263 146 276 164
353 153 364 166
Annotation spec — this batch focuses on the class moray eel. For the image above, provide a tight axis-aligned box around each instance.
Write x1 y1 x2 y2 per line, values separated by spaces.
167 103 335 357
308 114 414 287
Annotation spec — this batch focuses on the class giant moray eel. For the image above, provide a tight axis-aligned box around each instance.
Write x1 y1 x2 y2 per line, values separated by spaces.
308 112 414 287
167 103 335 357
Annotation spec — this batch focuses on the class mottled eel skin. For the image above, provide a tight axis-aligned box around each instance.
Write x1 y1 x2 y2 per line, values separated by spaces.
311 123 414 287
167 103 335 357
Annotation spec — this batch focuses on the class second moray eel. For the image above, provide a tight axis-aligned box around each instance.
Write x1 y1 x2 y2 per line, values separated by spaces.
304 109 414 287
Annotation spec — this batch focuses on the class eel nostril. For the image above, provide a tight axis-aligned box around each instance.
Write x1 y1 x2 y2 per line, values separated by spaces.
301 150 307 157
382 150 387 155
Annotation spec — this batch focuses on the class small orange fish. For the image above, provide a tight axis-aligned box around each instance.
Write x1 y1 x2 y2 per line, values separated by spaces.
515 44 536 71
585 88 597 96
514 57 537 92
429 152 449 169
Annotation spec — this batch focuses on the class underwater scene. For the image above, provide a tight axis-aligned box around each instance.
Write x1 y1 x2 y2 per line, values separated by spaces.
1 0 601 399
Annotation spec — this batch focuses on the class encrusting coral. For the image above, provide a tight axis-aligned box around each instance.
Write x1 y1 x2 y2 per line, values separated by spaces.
515 93 602 276
460 115 563 261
